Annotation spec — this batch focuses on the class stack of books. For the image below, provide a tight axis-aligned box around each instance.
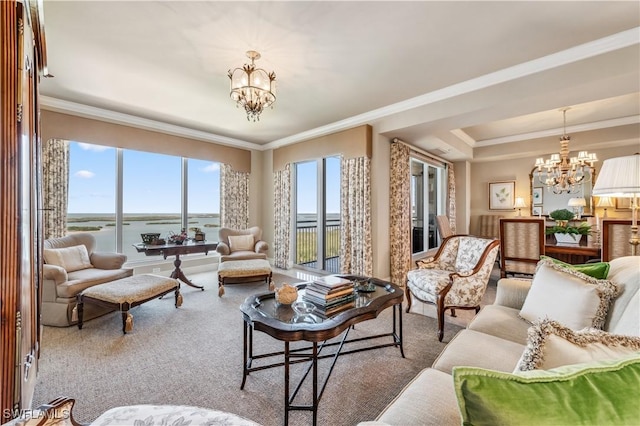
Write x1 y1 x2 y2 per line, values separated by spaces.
303 275 355 317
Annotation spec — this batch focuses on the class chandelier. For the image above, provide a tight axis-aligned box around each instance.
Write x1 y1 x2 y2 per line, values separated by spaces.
533 108 597 194
228 50 276 122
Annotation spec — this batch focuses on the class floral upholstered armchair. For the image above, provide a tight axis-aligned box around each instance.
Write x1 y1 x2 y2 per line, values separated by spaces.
406 235 500 341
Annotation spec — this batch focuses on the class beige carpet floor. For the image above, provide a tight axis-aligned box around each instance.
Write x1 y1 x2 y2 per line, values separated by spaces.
32 268 498 426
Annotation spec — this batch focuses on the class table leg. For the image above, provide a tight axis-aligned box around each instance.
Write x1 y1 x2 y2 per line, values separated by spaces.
312 342 318 426
170 254 204 290
284 341 290 426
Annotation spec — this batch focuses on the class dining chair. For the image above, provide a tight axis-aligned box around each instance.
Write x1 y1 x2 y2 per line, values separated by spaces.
499 218 546 278
601 219 634 261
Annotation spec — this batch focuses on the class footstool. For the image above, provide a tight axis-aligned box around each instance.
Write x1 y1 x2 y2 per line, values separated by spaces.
77 274 182 334
217 259 273 297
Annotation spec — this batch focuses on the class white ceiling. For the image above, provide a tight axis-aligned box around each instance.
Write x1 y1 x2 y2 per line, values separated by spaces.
40 1 640 161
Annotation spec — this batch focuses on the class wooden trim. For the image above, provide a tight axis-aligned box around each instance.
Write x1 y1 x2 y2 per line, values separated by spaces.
602 219 632 262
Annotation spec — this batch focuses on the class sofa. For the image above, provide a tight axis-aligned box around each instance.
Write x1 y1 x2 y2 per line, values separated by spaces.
215 226 269 262
42 233 133 327
366 255 640 425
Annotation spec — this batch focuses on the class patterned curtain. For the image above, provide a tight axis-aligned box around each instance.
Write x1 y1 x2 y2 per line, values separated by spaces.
447 164 457 234
42 139 69 239
220 163 249 229
340 156 372 276
389 142 411 287
273 164 291 269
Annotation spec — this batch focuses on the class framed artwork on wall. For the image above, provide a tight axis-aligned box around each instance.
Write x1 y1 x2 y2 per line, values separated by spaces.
489 181 516 210
615 197 632 211
532 206 543 216
532 187 543 205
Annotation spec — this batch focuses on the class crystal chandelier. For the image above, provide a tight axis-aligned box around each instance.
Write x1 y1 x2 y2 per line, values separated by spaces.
533 108 597 194
228 51 276 122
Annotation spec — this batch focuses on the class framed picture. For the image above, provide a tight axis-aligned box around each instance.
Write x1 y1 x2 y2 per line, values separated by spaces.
489 181 516 210
532 206 543 216
532 187 543 205
615 197 632 211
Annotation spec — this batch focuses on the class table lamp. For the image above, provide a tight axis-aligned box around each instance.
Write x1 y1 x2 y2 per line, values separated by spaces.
568 197 587 219
596 196 615 218
593 153 640 255
513 197 527 216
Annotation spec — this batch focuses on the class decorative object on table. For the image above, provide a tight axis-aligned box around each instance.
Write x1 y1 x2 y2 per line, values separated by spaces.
489 181 516 210
593 153 640 255
513 197 527 217
141 233 161 244
596 196 615 218
532 187 543 205
168 229 188 245
532 107 597 194
546 209 591 244
292 301 316 316
302 275 356 317
274 283 298 305
193 227 206 242
151 237 166 245
568 197 587 219
353 277 376 293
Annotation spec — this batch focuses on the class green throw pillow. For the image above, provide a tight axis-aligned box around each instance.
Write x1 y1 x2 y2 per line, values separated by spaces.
453 355 640 426
540 255 610 279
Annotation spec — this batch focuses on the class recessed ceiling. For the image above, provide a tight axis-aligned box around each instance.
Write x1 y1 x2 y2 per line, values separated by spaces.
40 1 640 159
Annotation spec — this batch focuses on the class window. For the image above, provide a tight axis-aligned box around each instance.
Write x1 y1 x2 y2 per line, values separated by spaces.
67 141 220 263
411 158 446 254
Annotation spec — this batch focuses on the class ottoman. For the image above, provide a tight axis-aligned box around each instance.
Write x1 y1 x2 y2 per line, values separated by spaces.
217 259 273 297
77 274 181 334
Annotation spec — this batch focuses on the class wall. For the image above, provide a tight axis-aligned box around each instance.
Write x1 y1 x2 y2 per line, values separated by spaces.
469 144 639 235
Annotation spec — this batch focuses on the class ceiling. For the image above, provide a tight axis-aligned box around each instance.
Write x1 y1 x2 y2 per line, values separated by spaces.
40 1 640 161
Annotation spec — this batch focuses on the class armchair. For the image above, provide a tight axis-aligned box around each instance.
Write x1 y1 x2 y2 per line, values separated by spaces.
43 233 132 327
406 235 500 341
216 226 269 262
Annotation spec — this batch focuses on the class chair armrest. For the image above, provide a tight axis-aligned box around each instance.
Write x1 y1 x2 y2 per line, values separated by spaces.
91 252 127 269
255 240 269 254
216 242 230 255
494 278 532 310
43 264 68 285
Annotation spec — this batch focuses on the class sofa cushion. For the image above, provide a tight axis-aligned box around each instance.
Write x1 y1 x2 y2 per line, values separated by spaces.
228 234 255 252
375 368 460 426
540 255 610 279
515 319 640 371
453 354 640 426
467 304 531 345
605 256 640 336
57 268 133 298
90 404 261 426
406 269 452 304
432 329 525 374
44 244 93 273
519 259 619 330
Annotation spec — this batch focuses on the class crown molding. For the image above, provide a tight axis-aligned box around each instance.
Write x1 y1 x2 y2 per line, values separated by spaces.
264 27 639 150
39 97 261 151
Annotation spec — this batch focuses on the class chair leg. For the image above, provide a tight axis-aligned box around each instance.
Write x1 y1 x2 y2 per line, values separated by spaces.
437 306 445 342
475 306 480 314
404 284 412 313
450 308 456 317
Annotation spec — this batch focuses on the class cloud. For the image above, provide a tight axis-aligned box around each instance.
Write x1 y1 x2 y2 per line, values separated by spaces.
75 170 95 178
77 142 110 152
202 163 220 173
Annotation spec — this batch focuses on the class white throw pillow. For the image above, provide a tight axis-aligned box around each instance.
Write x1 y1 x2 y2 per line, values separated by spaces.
44 244 93 272
519 259 620 330
515 319 640 372
228 234 255 252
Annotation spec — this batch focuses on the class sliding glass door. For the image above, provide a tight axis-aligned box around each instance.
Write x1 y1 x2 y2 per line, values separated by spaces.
411 158 446 254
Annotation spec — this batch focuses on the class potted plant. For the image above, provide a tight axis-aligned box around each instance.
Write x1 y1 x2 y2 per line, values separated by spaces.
546 209 591 244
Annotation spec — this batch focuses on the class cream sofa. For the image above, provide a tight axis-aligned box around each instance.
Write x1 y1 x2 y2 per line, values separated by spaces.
368 256 640 425
43 233 133 327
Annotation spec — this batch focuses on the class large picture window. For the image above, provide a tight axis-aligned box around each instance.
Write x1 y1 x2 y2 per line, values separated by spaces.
67 141 221 262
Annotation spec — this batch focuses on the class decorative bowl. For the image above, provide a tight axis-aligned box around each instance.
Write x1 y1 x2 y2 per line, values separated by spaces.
292 301 316 316
141 233 161 244
275 283 298 305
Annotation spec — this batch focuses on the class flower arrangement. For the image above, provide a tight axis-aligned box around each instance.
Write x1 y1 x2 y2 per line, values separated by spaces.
168 229 189 245
545 209 591 241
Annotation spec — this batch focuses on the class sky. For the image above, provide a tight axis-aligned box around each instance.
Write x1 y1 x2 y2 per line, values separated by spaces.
68 142 339 215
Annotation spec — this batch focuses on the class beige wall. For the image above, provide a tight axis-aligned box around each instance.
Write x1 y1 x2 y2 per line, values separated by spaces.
469 144 639 235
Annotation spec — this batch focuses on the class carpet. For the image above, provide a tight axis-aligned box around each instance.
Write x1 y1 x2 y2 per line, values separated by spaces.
33 272 462 426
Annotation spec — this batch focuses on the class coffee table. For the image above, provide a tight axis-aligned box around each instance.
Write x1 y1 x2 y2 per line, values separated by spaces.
239 276 404 426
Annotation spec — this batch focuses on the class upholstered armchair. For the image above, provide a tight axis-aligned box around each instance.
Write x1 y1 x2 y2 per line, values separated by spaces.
406 235 500 341
216 226 269 262
43 233 132 327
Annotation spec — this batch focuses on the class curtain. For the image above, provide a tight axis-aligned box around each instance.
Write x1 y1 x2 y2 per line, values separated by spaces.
273 164 291 269
220 163 249 229
389 142 411 287
42 139 69 239
447 164 457 234
340 156 372 276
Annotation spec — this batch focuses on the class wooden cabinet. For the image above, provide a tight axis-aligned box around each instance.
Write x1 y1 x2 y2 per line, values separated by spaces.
1 1 47 421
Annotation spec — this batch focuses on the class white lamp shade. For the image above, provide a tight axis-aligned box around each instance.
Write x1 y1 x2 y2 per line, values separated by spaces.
596 197 615 208
567 197 586 207
513 197 527 208
593 154 640 197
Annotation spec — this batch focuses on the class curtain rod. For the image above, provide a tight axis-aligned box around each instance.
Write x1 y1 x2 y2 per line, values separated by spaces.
392 138 452 165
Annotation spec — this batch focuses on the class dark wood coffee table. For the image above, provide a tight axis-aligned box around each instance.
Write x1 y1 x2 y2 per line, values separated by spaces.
239 276 404 426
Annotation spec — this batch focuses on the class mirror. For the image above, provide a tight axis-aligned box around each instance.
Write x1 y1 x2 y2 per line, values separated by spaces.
529 167 594 217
